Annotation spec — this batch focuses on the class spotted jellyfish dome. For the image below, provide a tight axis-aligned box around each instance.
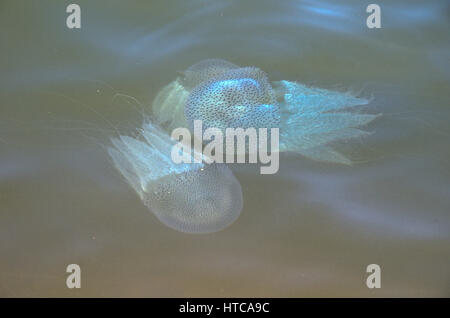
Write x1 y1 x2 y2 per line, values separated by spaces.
184 66 281 132
143 163 243 234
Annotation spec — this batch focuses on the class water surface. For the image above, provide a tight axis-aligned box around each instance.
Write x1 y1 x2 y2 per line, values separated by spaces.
0 0 449 296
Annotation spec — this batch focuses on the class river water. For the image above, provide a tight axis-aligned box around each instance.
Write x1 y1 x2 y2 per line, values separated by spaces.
0 0 449 296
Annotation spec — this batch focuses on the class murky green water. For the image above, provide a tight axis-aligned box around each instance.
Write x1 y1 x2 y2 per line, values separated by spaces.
1 0 449 297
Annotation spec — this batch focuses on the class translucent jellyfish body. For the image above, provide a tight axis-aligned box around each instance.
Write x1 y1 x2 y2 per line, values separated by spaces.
185 66 280 132
152 59 380 164
108 122 243 233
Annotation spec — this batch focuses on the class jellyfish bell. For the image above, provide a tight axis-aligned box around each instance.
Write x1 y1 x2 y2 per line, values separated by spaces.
185 66 280 133
107 121 243 234
144 163 243 234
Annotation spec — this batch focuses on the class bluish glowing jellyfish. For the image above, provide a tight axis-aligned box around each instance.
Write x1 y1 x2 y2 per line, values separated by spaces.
274 80 379 164
108 121 243 233
185 66 280 132
152 59 380 164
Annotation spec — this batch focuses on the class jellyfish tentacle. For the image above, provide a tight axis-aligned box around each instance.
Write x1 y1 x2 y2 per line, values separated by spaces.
298 146 354 165
277 80 380 163
283 128 372 152
152 79 190 131
274 80 370 113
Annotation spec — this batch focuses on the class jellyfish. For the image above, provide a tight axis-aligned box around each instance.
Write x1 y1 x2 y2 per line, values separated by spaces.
152 59 380 164
107 121 243 234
